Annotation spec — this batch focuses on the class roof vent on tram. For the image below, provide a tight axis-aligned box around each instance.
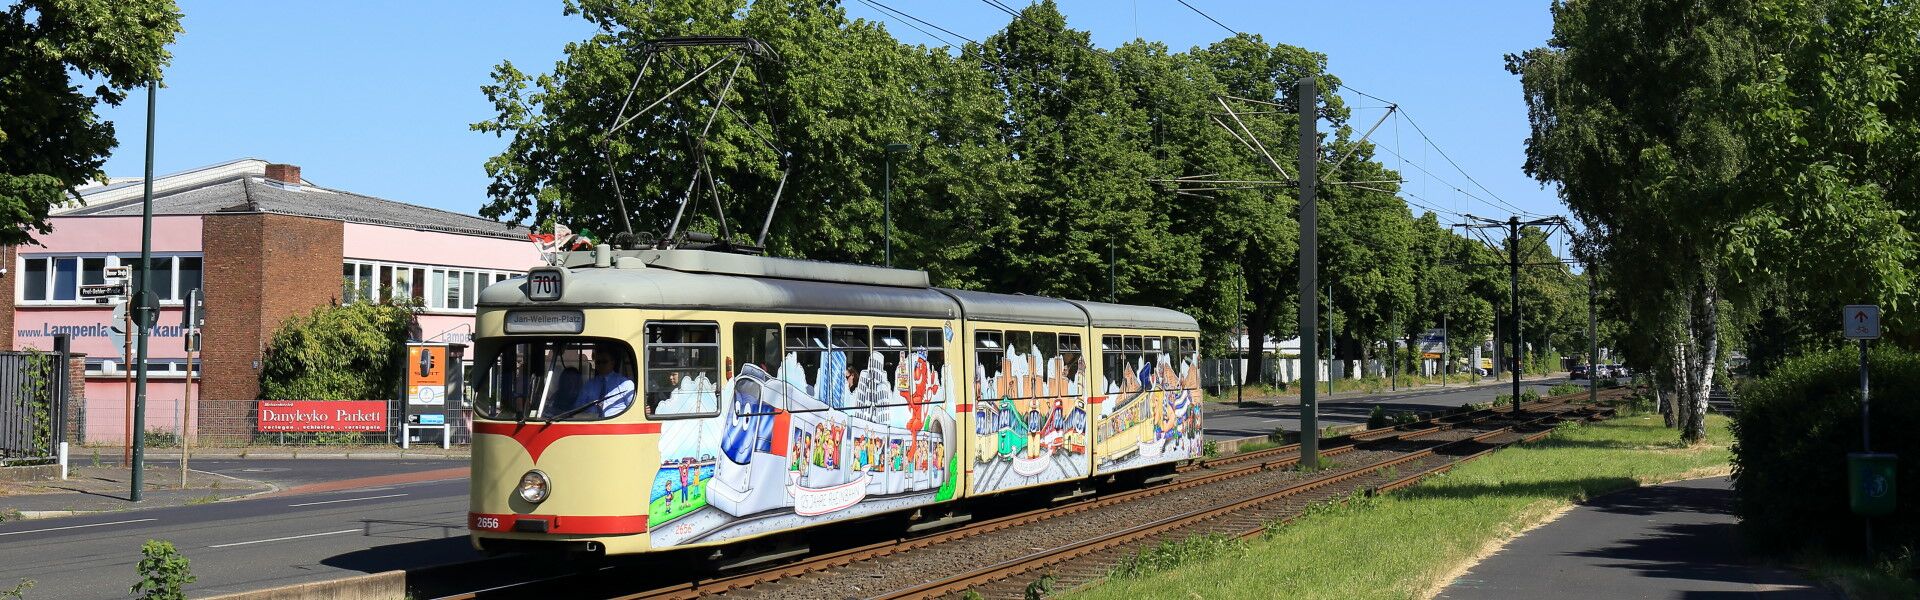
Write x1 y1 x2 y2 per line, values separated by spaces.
263 163 303 191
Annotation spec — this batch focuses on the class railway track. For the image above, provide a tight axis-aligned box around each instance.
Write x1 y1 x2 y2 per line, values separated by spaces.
437 390 1625 600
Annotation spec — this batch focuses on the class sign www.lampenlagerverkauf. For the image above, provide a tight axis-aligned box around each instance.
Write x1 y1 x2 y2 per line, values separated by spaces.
256 400 388 432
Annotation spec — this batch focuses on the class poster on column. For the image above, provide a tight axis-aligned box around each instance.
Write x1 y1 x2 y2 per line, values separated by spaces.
407 343 448 406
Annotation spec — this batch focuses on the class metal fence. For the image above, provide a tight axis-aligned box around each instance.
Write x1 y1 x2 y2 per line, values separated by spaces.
0 338 71 463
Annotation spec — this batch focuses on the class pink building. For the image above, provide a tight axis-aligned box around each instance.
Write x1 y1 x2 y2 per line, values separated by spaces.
1 159 535 444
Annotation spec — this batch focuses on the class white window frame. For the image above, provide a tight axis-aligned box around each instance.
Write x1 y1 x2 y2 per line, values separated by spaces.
342 259 519 314
17 252 204 307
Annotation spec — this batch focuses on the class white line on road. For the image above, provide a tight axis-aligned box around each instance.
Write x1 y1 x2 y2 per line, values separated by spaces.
208 529 359 548
287 493 407 508
0 518 157 537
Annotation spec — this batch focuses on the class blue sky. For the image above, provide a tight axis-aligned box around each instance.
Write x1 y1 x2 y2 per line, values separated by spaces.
96 0 1563 225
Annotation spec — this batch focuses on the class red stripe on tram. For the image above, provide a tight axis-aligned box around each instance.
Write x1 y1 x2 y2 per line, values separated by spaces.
470 512 649 535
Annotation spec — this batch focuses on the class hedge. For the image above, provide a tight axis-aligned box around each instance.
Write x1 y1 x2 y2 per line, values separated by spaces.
1732 346 1919 555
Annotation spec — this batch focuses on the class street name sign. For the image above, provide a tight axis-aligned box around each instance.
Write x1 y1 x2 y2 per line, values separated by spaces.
80 283 128 301
1845 305 1881 340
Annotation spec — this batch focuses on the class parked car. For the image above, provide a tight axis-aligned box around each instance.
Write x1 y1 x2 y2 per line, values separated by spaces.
1569 365 1589 380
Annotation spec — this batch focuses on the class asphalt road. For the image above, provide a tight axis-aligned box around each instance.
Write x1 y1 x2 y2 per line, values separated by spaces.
1438 477 1833 599
1202 377 1571 440
0 474 476 599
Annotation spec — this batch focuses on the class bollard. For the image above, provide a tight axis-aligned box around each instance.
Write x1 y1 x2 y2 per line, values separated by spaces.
58 442 69 480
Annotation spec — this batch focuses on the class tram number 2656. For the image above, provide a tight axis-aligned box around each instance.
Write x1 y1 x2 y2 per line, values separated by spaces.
529 272 562 300
474 516 502 530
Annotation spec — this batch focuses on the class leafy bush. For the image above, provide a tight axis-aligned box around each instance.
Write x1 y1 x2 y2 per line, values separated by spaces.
1367 405 1389 429
131 539 194 600
1733 346 1920 555
1549 383 1583 397
260 301 414 400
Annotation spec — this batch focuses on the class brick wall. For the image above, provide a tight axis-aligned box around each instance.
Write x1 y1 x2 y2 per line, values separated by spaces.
199 213 344 440
0 244 16 351
65 353 84 443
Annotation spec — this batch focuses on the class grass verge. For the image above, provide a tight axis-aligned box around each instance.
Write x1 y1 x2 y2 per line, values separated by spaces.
1069 411 1733 600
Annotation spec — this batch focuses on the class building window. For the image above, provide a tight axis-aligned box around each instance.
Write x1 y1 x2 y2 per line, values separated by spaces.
19 254 204 304
343 260 517 312
83 358 200 378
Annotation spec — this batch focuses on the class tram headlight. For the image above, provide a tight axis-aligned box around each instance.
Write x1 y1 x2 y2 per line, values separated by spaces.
517 470 551 504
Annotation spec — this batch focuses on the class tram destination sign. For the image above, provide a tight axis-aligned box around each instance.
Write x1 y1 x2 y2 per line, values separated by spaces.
505 310 585 334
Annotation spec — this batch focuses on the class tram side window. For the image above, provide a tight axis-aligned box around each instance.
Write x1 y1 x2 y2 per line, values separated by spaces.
1182 337 1199 390
827 326 870 407
976 331 1005 400
910 327 946 403
1007 331 1032 398
645 323 721 418
873 327 908 402
1146 337 1167 390
785 325 828 397
733 323 781 378
1101 335 1125 394
1124 336 1145 392
1059 333 1082 392
1034 332 1059 398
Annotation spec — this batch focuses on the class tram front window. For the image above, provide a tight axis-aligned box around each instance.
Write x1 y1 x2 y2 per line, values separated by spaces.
476 340 637 421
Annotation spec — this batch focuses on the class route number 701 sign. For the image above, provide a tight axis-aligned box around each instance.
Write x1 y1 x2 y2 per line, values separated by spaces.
528 269 563 301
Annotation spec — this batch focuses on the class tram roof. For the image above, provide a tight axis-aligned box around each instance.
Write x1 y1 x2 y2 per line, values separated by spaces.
478 265 957 320
483 249 1196 329
934 288 1088 327
1067 299 1199 332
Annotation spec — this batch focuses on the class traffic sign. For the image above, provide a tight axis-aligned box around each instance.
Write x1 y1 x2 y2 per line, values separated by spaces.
1844 305 1881 339
109 301 128 357
130 290 160 329
104 265 131 282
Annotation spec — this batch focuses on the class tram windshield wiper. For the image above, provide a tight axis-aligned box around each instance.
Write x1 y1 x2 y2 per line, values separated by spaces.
545 397 607 424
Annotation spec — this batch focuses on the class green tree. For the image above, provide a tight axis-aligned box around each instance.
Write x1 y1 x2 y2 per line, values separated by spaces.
0 0 182 245
1510 0 1920 441
259 302 415 401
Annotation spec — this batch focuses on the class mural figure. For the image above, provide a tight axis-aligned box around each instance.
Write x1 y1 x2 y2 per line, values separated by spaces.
970 337 1088 494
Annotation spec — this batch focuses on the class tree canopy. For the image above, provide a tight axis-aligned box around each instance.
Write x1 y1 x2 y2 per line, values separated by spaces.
481 0 1581 378
0 0 182 246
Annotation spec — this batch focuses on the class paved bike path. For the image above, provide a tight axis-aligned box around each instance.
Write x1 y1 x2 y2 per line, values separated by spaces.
1438 476 1834 599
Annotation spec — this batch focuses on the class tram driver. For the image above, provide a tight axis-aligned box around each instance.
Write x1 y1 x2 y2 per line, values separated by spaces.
576 343 636 418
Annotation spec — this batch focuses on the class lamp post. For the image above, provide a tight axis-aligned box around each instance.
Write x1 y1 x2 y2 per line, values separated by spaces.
883 142 910 267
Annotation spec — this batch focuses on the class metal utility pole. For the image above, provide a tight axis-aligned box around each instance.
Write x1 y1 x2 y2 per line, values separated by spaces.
1326 285 1333 397
883 143 908 267
1454 214 1566 414
1297 76 1320 469
131 82 156 502
1508 216 1522 412
1588 262 1598 405
1442 313 1449 388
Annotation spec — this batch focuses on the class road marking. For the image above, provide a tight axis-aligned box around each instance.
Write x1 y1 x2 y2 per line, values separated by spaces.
0 518 157 537
287 493 407 508
209 529 359 548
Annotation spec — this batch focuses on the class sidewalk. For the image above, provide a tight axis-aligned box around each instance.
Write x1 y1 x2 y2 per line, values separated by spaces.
0 463 273 516
1437 476 1834 599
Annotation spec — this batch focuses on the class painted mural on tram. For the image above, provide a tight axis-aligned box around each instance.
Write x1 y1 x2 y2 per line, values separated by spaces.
1094 335 1203 474
645 321 958 548
969 329 1090 494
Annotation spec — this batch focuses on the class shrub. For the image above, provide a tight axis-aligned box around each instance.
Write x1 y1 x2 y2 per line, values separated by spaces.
131 539 194 600
1549 383 1583 397
260 301 414 401
1732 346 1920 556
1367 405 1389 429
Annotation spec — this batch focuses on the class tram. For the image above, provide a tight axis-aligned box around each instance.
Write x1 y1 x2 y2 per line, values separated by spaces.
467 248 1200 556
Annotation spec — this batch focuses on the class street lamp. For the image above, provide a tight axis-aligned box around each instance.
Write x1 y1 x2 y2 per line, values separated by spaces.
883 142 910 267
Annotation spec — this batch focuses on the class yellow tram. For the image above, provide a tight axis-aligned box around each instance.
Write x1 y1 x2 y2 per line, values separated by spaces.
467 249 1200 556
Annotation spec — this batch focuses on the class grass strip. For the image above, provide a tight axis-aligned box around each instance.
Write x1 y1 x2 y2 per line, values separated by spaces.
1070 410 1733 600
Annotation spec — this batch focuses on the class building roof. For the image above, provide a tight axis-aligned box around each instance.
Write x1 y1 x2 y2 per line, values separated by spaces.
63 175 528 240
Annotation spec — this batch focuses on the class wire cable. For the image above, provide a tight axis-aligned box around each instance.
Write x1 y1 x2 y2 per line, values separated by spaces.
1173 0 1241 36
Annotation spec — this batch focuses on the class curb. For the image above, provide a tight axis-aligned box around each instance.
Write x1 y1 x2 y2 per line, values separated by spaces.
199 570 404 600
